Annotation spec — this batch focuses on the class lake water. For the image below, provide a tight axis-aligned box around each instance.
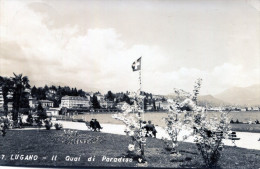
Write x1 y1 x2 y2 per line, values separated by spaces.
75 111 260 127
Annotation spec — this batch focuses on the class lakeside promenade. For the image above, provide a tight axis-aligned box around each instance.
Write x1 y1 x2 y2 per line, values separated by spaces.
54 121 260 151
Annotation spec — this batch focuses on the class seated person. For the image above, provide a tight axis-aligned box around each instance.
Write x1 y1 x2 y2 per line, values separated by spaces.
89 119 94 128
139 120 146 129
89 119 102 131
144 120 157 138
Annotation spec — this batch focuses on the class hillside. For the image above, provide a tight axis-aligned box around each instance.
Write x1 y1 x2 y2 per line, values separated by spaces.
197 95 229 107
166 93 229 107
214 84 260 106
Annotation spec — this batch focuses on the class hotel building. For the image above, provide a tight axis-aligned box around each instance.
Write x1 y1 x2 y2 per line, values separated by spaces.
0 88 4 111
60 96 91 109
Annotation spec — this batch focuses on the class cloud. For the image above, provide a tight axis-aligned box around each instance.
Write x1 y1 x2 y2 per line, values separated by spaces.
0 1 259 96
142 63 260 95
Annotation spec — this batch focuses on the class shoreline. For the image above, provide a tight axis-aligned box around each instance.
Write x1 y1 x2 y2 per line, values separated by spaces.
10 120 260 151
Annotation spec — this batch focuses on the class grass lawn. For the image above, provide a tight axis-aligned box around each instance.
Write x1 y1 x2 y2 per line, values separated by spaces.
230 123 260 133
0 129 259 168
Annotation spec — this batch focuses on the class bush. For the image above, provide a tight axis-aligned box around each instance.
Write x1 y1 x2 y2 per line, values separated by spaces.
44 119 52 130
193 108 230 168
169 79 230 168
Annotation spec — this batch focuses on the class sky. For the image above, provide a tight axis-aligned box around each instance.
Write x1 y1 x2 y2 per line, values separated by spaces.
0 0 259 95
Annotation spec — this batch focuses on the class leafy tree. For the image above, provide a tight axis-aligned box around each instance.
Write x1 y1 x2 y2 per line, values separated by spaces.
37 103 46 120
106 91 115 101
31 86 37 97
20 92 30 108
152 100 156 110
78 89 85 97
50 85 57 91
36 87 46 100
143 98 147 110
124 94 131 104
44 85 49 92
162 97 166 102
92 95 100 109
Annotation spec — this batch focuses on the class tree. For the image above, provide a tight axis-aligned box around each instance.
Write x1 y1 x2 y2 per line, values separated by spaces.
106 91 115 101
37 103 46 120
44 85 49 92
143 98 147 110
50 85 57 91
92 95 100 109
122 94 131 104
36 87 46 100
152 100 156 110
78 89 85 97
12 73 30 121
31 86 37 97
112 94 147 163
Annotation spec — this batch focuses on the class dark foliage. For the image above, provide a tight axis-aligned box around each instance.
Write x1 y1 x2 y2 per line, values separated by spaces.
92 95 101 109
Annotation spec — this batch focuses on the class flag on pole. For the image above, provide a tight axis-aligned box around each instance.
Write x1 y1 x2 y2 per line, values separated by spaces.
132 57 141 71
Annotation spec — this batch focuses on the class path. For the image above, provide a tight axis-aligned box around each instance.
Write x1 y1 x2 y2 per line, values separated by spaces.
55 121 260 151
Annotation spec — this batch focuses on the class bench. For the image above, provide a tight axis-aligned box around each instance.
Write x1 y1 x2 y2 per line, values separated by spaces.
85 121 102 132
215 131 224 138
228 131 240 146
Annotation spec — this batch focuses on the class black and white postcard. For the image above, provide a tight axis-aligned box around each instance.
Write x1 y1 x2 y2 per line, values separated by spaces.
0 0 259 168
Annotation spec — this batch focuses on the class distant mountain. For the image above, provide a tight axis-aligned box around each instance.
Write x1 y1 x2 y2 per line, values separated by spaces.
214 84 260 106
166 93 229 107
197 95 229 107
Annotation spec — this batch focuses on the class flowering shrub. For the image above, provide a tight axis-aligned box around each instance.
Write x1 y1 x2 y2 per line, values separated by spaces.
128 144 135 151
112 93 147 163
193 110 230 168
164 79 202 155
166 79 230 167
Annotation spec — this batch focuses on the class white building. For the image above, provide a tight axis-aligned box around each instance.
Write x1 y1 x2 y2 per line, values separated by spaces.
96 94 105 102
39 100 54 108
60 96 91 109
247 107 252 111
29 96 38 108
160 102 170 110
46 108 60 117
29 97 54 109
153 95 163 100
146 105 153 111
85 94 91 101
116 101 128 110
6 91 13 99
100 100 114 109
7 102 13 111
0 88 4 111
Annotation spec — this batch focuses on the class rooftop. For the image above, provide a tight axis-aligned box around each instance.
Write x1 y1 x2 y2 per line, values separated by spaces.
39 100 54 103
61 95 89 101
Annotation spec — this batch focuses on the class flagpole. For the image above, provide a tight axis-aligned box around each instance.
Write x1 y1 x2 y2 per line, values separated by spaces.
139 69 141 93
138 57 144 121
133 56 146 162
